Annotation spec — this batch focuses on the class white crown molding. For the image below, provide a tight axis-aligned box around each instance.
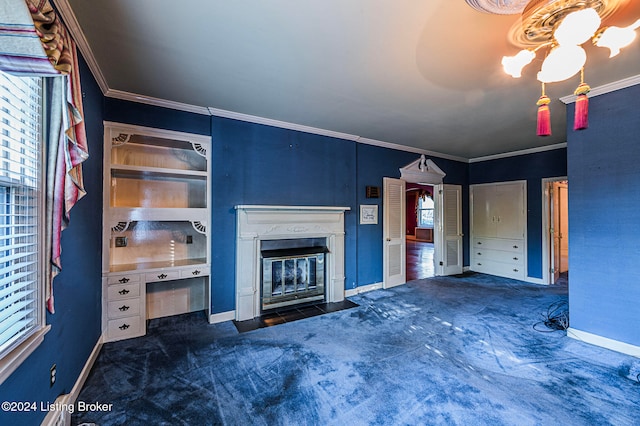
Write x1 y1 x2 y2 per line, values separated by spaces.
207 107 469 162
107 89 211 115
207 106 360 141
468 142 567 163
560 74 640 104
54 0 109 94
356 137 467 162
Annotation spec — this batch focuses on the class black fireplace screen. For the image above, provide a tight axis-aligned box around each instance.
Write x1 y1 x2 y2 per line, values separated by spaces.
261 238 327 311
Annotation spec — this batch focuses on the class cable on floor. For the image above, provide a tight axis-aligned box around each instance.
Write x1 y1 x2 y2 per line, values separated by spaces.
533 300 569 332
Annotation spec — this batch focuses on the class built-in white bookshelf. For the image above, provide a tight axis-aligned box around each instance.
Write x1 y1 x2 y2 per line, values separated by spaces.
102 122 211 342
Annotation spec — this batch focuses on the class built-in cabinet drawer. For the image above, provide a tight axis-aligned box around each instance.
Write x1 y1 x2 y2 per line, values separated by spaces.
107 316 143 340
107 274 141 285
473 237 524 253
474 249 523 264
145 270 180 282
473 258 525 280
471 237 525 280
107 282 140 300
107 299 141 318
180 265 209 278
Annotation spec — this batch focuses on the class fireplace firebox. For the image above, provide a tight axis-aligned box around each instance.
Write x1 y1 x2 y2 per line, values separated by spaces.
261 238 328 311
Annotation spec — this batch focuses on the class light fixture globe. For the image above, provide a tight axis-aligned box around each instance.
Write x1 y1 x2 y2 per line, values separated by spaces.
537 44 587 83
595 18 640 57
554 8 602 45
502 49 536 77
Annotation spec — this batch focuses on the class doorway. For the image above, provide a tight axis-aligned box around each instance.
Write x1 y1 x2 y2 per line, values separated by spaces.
542 178 569 284
383 156 462 288
406 184 435 280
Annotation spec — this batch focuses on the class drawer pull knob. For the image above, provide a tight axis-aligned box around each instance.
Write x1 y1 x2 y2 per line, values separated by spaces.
118 289 130 295
513 245 519 249
477 263 482 266
119 324 130 330
158 273 168 279
119 305 130 311
513 257 519 261
192 270 201 275
119 277 130 283
477 252 482 256
513 269 519 272
477 241 482 245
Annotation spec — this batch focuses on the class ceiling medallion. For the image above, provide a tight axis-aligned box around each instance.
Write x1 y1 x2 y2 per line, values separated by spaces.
464 0 531 15
509 0 623 47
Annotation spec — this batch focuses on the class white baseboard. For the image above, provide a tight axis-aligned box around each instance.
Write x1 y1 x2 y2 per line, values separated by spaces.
525 276 546 285
209 310 235 324
69 335 104 402
345 282 383 298
567 328 640 358
41 335 104 426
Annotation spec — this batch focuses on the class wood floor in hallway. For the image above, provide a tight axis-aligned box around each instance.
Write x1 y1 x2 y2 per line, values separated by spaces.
406 239 434 281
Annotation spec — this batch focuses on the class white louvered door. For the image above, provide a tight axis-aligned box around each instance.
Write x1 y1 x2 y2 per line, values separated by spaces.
440 184 463 276
383 177 405 288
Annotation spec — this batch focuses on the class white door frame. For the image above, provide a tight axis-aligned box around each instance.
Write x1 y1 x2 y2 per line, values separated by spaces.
542 177 568 284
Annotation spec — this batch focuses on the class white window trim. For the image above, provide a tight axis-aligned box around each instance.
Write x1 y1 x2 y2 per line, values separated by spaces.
0 324 49 384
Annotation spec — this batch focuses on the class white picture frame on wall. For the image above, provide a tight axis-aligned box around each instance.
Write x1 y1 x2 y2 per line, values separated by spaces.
360 205 378 225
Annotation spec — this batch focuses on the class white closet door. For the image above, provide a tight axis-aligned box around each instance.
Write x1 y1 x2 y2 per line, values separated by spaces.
441 184 463 276
471 184 495 238
383 177 406 288
495 182 526 239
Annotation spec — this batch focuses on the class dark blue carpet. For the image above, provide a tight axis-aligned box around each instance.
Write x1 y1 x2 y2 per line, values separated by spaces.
72 273 640 425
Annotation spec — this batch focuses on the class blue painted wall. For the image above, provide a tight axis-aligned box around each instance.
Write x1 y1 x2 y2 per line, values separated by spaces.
567 84 640 347
0 56 104 426
468 148 567 279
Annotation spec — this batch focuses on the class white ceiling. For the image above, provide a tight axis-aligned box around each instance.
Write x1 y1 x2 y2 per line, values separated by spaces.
64 0 640 159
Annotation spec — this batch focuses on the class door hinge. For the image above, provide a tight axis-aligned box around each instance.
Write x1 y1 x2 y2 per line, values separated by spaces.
549 267 555 273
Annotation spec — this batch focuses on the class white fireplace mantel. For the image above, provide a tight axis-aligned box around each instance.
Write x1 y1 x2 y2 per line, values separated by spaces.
235 205 350 321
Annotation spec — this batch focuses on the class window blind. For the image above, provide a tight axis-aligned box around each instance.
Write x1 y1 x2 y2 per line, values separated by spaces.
0 70 42 358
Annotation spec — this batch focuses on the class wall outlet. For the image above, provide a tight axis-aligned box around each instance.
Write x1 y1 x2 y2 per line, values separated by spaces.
50 364 56 387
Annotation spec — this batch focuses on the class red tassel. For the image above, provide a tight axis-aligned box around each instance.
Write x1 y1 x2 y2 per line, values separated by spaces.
574 82 590 130
537 95 551 137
